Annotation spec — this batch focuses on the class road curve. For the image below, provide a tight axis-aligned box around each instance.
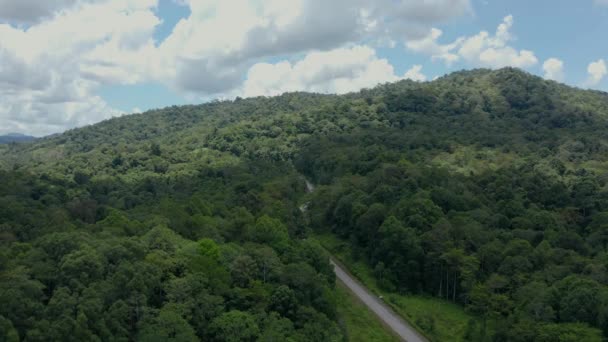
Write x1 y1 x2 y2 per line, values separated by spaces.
330 258 428 342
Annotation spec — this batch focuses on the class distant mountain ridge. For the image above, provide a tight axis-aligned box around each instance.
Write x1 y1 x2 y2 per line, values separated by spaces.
0 133 36 144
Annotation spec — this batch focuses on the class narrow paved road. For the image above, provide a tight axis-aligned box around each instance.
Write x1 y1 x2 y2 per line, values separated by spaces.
301 178 426 341
330 258 428 342
305 179 315 193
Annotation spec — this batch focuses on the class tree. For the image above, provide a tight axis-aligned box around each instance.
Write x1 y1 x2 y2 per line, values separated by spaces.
257 313 296 342
537 323 602 342
269 285 298 318
514 281 555 322
374 216 423 292
391 192 443 231
554 276 605 326
209 310 260 342
248 215 289 251
198 238 220 261
468 283 513 338
164 274 224 337
0 316 19 342
150 143 162 156
60 249 105 286
138 307 198 342
248 246 281 283
354 203 386 250
230 255 258 287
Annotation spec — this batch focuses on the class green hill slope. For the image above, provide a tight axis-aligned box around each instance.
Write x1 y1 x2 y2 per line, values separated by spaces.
1 68 608 341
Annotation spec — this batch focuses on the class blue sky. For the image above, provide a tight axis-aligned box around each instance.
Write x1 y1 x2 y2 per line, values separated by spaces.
106 0 608 113
0 0 607 136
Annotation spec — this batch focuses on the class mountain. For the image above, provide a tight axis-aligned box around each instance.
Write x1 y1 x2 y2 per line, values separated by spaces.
1 68 608 341
0 133 36 144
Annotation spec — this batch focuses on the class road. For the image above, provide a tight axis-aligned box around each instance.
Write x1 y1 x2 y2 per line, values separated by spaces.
330 258 428 342
305 179 315 193
301 178 426 341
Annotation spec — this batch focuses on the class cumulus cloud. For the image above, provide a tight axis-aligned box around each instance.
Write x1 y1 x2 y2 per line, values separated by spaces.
0 0 79 24
0 0 159 136
585 59 607 87
406 28 462 65
388 0 472 22
241 46 431 97
403 65 427 82
455 15 537 68
372 0 473 41
0 0 474 135
241 45 401 97
406 15 538 69
158 0 473 94
542 58 565 81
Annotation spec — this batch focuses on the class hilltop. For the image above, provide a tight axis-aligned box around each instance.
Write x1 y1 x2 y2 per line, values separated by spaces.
3 68 608 180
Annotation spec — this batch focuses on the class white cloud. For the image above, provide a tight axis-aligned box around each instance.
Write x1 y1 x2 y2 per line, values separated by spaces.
585 59 607 87
373 0 473 40
241 45 401 97
542 58 564 81
389 0 472 22
0 0 475 135
406 28 461 65
0 0 79 24
406 15 538 69
158 0 473 94
403 65 427 82
0 0 159 136
1 78 124 136
475 47 537 68
456 15 537 68
241 46 429 97
594 0 608 6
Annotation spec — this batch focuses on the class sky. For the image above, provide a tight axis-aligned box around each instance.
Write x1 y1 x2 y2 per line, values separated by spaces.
0 0 607 136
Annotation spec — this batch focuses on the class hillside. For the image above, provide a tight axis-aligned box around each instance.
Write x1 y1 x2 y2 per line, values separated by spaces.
3 68 608 179
2 68 608 341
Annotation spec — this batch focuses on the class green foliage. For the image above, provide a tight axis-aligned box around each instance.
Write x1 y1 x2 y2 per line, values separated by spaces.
269 285 298 318
197 238 220 261
318 233 477 341
248 215 289 251
2 67 608 341
334 284 399 342
209 310 260 342
0 161 341 340
528 323 601 342
138 307 198 341
0 316 19 342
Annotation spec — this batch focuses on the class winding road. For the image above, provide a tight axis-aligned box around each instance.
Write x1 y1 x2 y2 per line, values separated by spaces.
330 258 427 342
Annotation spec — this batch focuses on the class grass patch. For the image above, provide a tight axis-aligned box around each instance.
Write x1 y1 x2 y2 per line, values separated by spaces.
335 282 400 342
430 145 519 175
318 233 479 342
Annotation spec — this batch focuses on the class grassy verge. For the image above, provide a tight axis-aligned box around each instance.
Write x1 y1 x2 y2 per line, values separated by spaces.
318 233 478 342
335 282 400 342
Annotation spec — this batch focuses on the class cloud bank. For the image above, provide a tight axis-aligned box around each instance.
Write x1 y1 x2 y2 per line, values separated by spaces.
2 0 597 136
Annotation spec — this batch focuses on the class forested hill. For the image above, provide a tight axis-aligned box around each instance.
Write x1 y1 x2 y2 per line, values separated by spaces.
2 67 608 341
2 67 608 179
